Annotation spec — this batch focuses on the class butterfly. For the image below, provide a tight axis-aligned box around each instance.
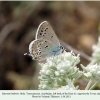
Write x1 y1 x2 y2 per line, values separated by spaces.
28 21 64 61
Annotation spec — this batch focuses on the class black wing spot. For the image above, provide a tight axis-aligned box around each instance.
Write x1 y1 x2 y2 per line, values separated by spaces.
45 46 48 48
41 30 43 32
40 33 42 35
44 27 48 31
39 52 41 55
44 33 46 34
51 36 53 38
45 41 47 42
46 28 48 29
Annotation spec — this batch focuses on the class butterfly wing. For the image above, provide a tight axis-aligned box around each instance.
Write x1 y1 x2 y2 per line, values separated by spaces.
28 21 64 60
35 21 60 45
29 39 60 60
29 39 40 59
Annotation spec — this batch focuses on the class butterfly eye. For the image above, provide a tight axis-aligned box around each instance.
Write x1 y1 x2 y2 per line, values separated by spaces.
60 46 64 49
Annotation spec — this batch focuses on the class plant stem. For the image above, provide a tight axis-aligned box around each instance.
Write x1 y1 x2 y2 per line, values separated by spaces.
85 79 93 90
90 79 100 90
89 60 96 65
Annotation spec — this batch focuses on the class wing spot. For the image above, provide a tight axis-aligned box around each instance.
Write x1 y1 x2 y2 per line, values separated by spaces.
39 52 41 55
40 33 42 35
41 30 43 32
51 36 53 38
44 28 48 31
45 41 47 42
37 45 39 47
44 33 46 34
45 46 48 48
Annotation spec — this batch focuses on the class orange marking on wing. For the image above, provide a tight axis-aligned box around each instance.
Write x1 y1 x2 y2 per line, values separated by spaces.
32 40 41 59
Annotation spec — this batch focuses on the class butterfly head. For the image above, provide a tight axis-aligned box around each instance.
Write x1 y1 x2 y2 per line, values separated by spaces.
60 45 65 53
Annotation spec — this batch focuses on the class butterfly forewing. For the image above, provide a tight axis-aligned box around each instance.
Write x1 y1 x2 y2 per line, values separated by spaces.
35 21 60 45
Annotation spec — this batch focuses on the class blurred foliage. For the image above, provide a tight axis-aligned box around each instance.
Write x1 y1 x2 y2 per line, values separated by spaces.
0 1 100 90
98 23 100 35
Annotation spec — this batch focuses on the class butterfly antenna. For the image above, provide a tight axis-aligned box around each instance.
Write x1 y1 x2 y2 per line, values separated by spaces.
24 53 36 59
24 53 28 55
24 53 32 57
24 53 30 56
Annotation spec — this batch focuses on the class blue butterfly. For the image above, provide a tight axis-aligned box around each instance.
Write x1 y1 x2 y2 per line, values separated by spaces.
29 21 64 60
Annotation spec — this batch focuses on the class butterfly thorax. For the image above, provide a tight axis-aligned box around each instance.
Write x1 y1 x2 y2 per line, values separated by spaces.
48 45 64 56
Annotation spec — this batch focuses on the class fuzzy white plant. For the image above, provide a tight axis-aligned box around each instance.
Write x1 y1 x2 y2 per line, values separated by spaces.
38 51 82 90
57 79 79 90
81 63 100 90
80 36 100 90
38 50 100 90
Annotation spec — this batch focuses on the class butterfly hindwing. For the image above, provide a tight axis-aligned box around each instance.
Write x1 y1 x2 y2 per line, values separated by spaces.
29 39 58 60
